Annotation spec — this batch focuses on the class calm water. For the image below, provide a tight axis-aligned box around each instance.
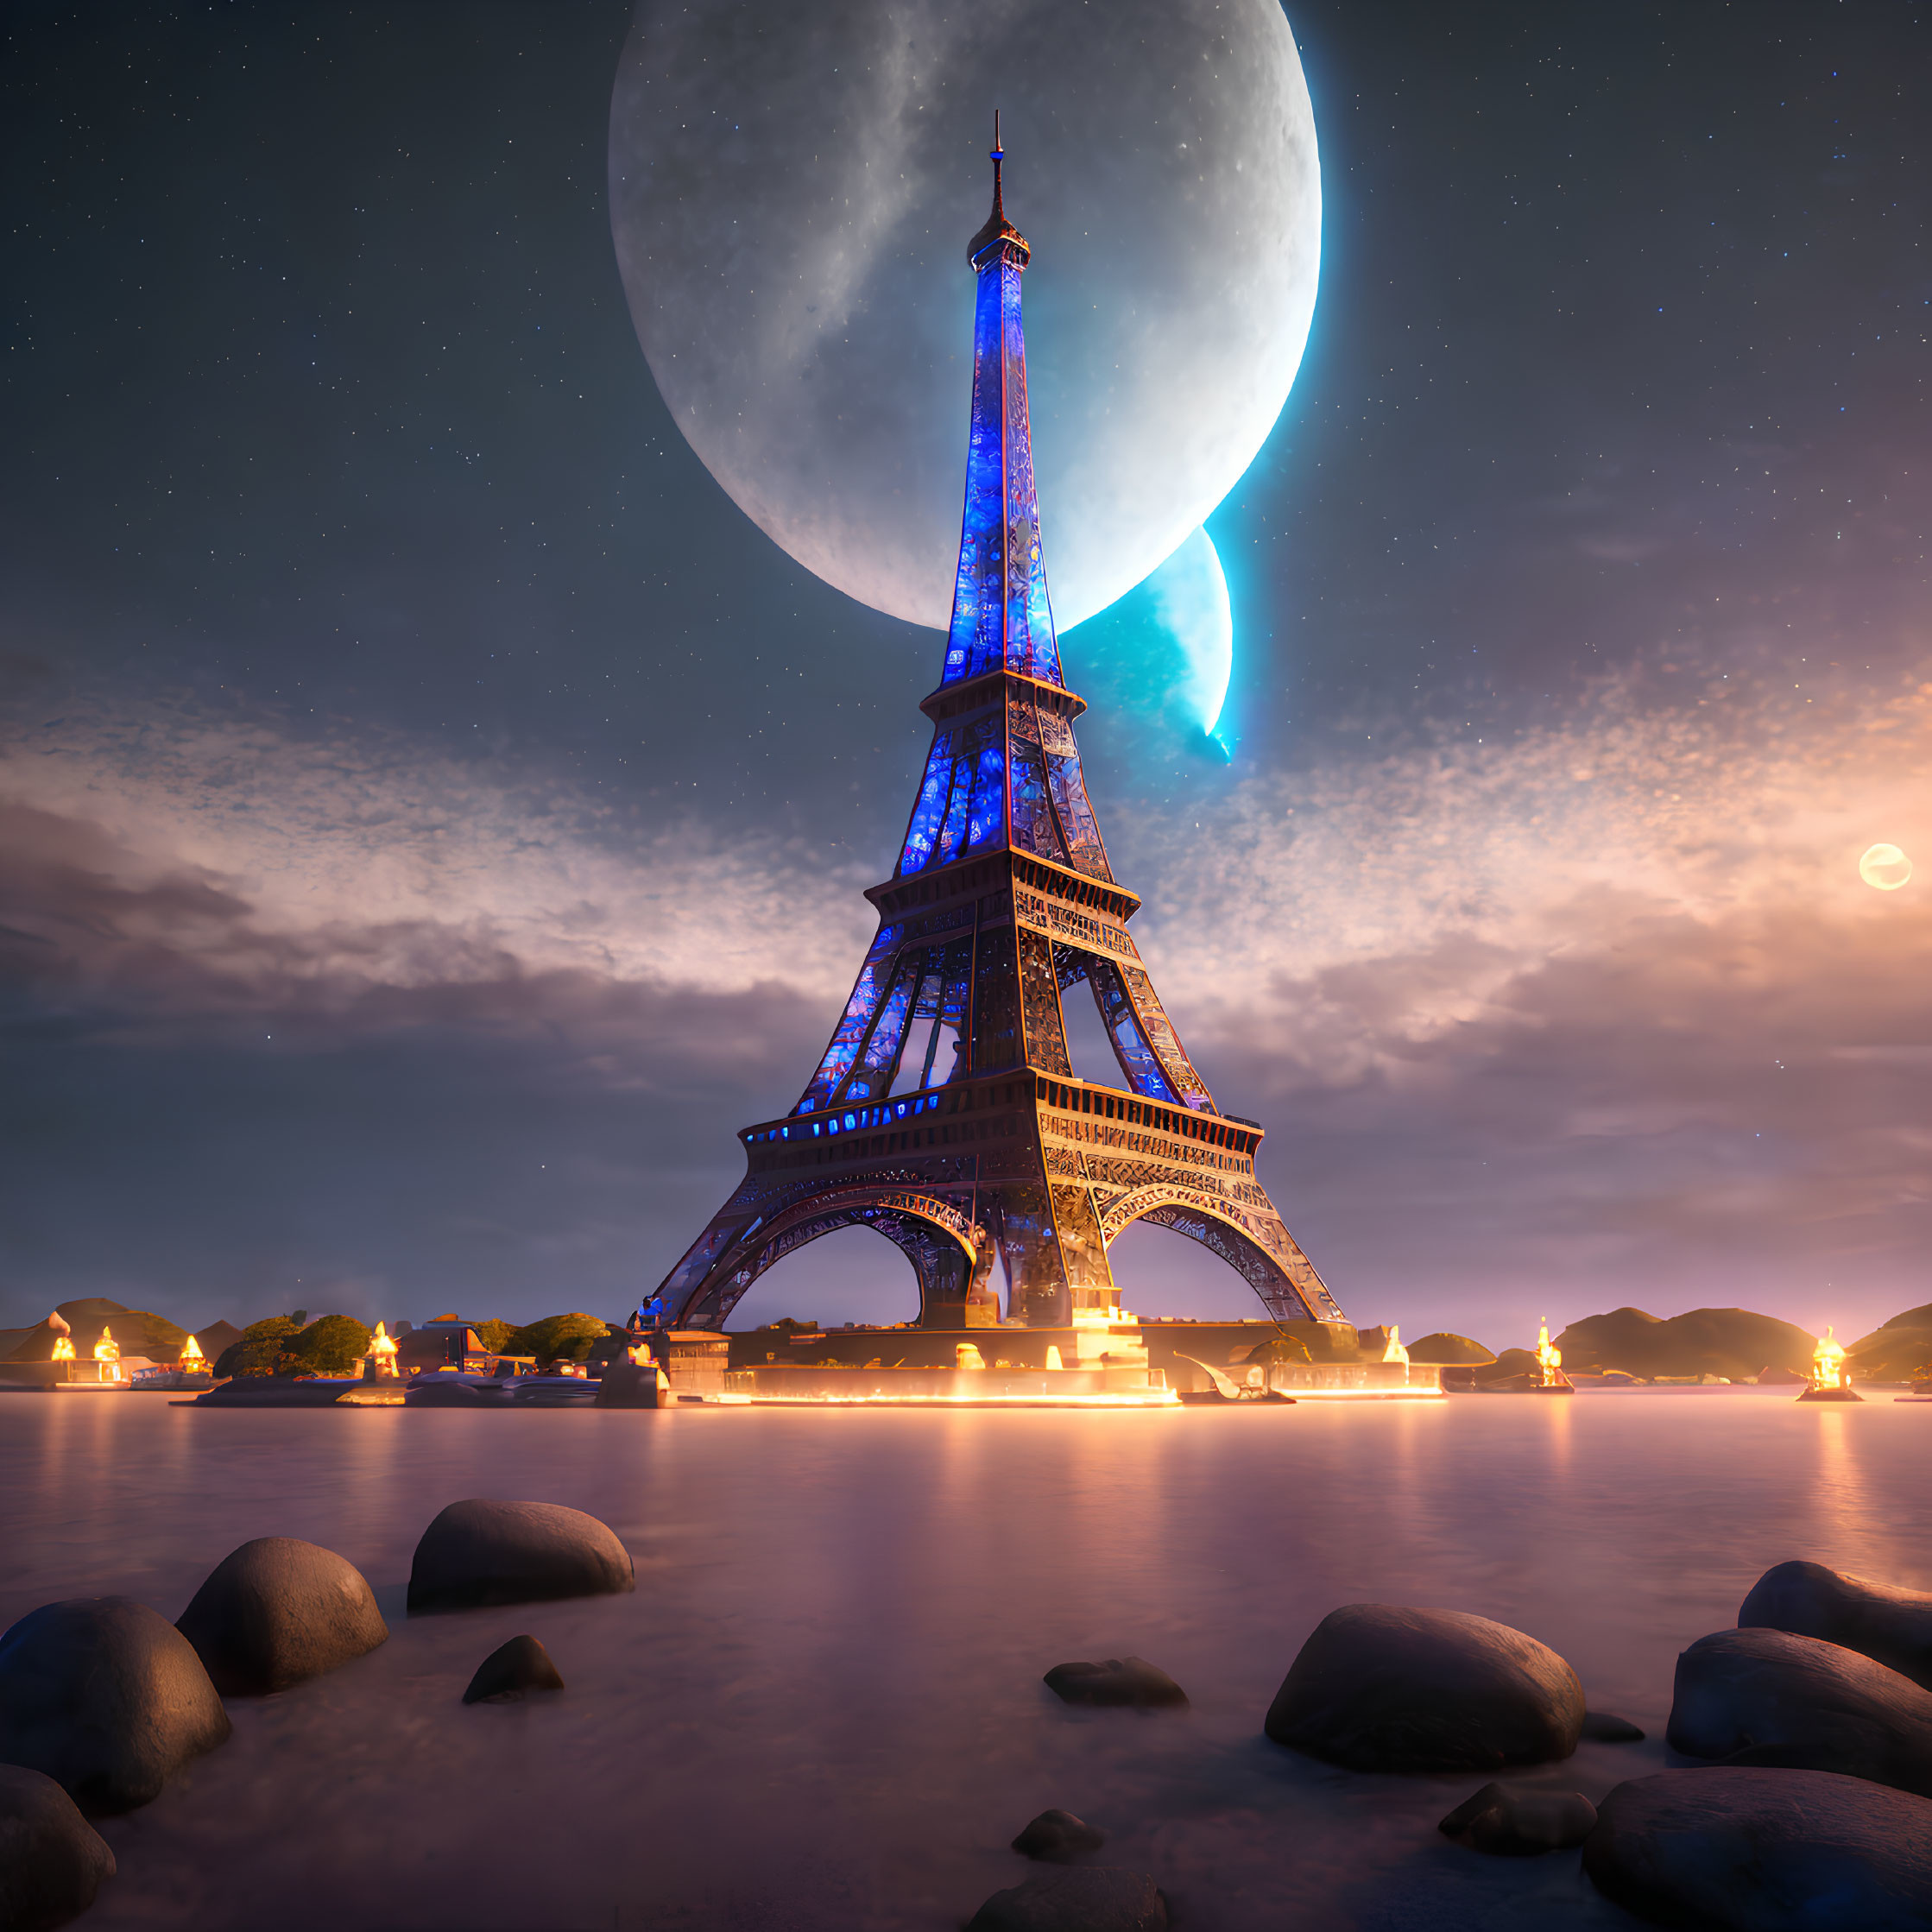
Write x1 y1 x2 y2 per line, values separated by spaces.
3 1390 1927 1931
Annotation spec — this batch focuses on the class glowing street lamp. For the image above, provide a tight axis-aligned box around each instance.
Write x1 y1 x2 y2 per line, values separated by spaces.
1796 1323 1862 1402
364 1322 401 1381
1535 1320 1563 1388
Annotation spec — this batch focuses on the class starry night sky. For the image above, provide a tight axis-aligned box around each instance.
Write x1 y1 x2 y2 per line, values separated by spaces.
3 2 1926 1346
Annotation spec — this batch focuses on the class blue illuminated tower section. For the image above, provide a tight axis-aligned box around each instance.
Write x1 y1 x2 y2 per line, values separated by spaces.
642 129 1343 1335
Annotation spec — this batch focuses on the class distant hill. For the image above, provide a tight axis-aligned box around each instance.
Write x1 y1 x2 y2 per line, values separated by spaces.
1848 1302 1932 1382
54 1298 188 1361
1555 1306 1815 1381
1406 1332 1495 1365
194 1320 244 1361
7 1298 195 1364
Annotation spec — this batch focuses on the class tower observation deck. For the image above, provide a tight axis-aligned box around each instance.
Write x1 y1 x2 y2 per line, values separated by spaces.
641 123 1343 1334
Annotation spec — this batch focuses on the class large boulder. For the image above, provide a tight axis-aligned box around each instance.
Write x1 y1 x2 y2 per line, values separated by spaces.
1667 1626 1932 1797
407 1500 635 1612
0 1598 231 1814
175 1537 388 1695
1740 1561 1932 1690
1438 1781 1595 1856
965 1868 1167 1931
0 1766 117 1932
1012 1810 1108 1860
1043 1657 1187 1708
1580 1709 1645 1741
463 1634 565 1704
1583 1768 1932 1930
1265 1605 1584 1772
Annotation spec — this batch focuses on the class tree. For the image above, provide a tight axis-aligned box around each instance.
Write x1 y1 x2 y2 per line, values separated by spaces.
282 1315 372 1377
224 1316 300 1379
507 1312 613 1367
471 1318 518 1355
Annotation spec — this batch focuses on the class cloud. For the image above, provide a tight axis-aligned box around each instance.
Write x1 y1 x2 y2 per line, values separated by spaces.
1 688 870 1019
1121 662 1932 1334
3 665 1929 1337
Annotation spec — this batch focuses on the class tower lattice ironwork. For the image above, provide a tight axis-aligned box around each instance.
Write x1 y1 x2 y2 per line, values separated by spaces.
641 126 1344 1335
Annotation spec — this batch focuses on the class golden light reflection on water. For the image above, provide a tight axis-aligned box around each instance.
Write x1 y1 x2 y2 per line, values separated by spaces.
3 1393 1931 1932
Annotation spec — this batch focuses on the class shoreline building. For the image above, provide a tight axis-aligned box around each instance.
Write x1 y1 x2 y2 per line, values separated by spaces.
642 126 1343 1337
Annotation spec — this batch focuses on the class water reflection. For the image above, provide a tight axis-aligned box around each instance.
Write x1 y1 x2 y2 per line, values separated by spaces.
2 1392 1928 1931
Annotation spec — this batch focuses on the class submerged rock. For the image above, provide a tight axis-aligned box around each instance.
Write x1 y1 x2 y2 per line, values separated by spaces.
966 1867 1167 1931
463 1634 565 1704
1739 1561 1932 1691
1012 1809 1108 1859
193 1378 353 1406
1667 1626 1932 1797
0 1765 117 1932
0 1598 230 1814
1043 1657 1187 1709
1265 1604 1583 1772
1438 1780 1596 1855
176 1537 388 1695
1580 1710 1646 1742
1583 1768 1932 1930
407 1500 635 1612
404 1378 503 1406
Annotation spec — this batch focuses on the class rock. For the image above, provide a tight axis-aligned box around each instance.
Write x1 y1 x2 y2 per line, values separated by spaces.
1011 1809 1108 1859
0 1598 231 1814
175 1537 388 1695
1438 1780 1596 1855
1265 1604 1584 1772
403 1378 502 1406
1043 1657 1187 1708
1580 1709 1646 1741
1583 1768 1932 1930
1740 1560 1932 1691
407 1500 635 1612
1667 1627 1932 1797
193 1377 353 1406
463 1634 565 1703
0 1766 117 1932
965 1867 1167 1931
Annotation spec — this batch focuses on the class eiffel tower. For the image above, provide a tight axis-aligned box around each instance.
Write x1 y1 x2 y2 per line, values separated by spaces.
641 123 1343 1336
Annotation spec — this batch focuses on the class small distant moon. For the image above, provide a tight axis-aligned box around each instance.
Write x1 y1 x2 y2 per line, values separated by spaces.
1859 843 1912 891
1144 527 1233 737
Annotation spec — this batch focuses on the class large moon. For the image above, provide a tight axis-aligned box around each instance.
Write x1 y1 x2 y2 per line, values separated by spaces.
609 1 1320 633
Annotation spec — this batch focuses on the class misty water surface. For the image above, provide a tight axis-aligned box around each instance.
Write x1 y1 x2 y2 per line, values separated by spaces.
3 1391 1927 1929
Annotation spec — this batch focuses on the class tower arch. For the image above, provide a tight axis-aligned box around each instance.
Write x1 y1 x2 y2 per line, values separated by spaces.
656 1185 994 1331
